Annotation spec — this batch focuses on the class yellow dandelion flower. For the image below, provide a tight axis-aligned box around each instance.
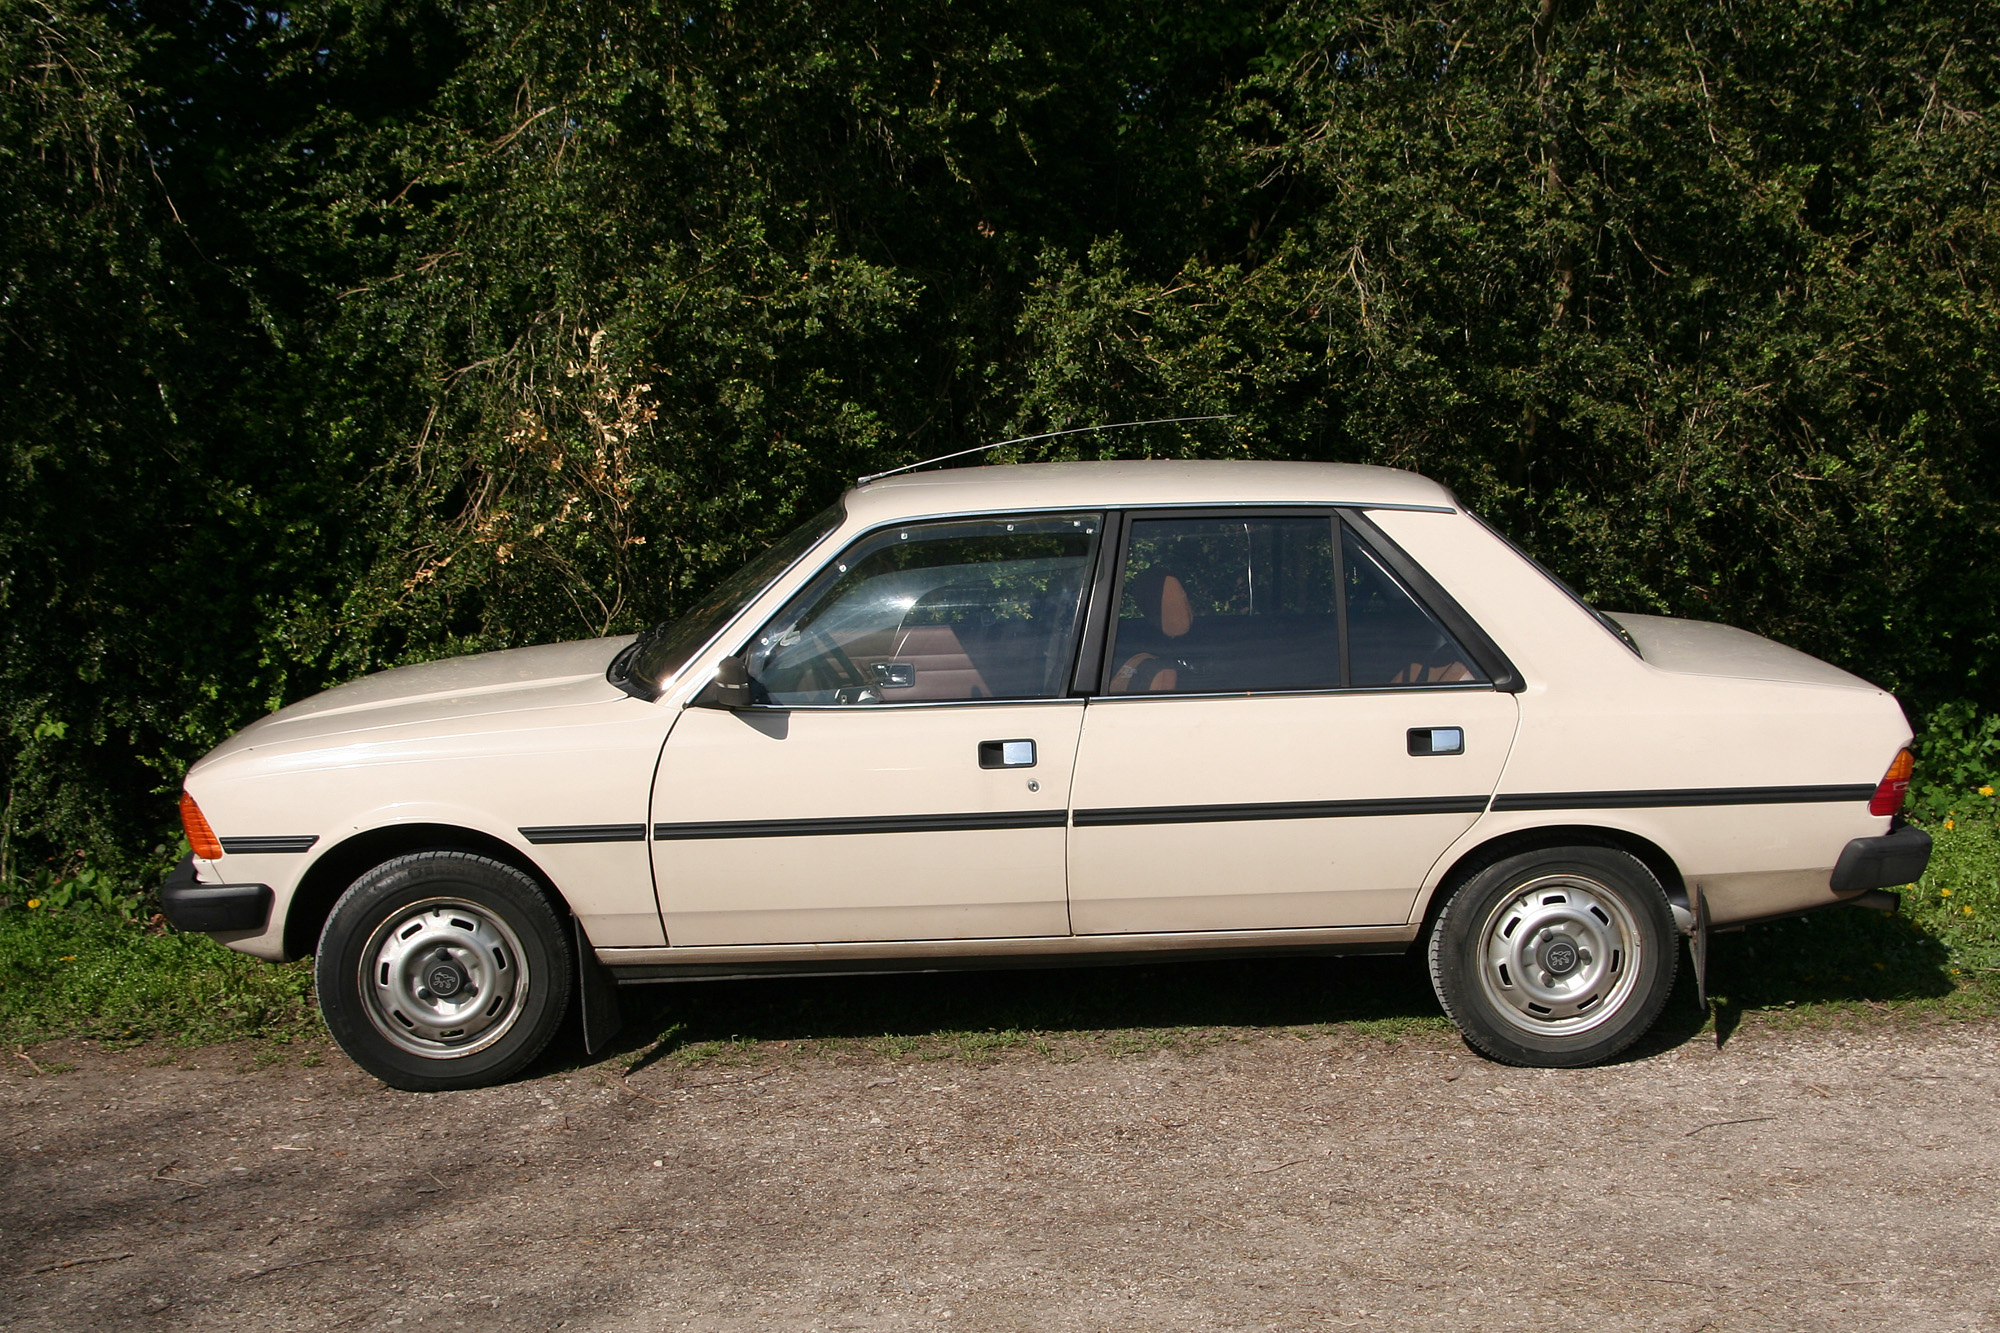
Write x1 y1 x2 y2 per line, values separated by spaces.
25 898 39 909
1965 905 1975 916
1946 819 1956 830
1943 888 1954 897
1981 786 1995 797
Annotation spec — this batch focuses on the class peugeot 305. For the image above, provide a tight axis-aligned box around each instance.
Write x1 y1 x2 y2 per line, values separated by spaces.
163 461 1930 1089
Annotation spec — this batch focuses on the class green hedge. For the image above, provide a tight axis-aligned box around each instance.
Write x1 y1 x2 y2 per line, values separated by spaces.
4 0 1997 875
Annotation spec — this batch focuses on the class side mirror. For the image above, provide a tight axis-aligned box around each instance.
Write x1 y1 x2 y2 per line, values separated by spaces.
690 654 754 710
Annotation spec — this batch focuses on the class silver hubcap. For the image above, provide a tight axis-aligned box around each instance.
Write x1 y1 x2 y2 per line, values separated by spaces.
358 898 529 1059
1475 874 1641 1037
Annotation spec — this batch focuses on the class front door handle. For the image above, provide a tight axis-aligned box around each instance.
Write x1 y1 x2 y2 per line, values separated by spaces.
978 739 1037 769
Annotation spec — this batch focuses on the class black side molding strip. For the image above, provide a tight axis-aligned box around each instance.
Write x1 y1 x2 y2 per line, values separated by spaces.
520 824 648 844
654 810 1068 840
1074 796 1489 828
218 835 318 855
1490 784 1877 813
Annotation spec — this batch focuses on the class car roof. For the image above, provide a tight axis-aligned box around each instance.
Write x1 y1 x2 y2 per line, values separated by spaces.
843 460 1456 525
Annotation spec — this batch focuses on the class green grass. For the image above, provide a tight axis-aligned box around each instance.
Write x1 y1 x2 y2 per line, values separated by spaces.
0 908 319 1049
1697 813 2000 1019
1906 800 2000 975
5 809 1997 1066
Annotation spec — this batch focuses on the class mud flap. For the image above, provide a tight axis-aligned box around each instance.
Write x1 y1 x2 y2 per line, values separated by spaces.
575 922 624 1056
1689 883 1710 1012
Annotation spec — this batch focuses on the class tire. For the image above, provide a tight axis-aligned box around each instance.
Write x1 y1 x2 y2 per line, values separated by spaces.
1427 844 1677 1068
315 851 574 1092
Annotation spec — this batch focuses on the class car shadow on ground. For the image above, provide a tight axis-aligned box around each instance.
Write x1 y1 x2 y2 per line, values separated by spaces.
541 902 1961 1079
598 949 1450 1077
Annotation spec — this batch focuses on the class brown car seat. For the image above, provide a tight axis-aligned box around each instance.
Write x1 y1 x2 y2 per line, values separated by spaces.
1108 567 1194 693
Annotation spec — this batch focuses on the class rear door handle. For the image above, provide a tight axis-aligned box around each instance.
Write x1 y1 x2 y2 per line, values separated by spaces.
978 739 1037 768
1408 727 1464 756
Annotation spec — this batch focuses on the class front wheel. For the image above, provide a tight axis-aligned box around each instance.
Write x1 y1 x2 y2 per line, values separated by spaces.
1427 845 1677 1068
316 851 573 1091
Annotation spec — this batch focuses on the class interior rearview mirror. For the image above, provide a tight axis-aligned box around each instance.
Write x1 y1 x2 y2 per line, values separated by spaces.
690 654 753 710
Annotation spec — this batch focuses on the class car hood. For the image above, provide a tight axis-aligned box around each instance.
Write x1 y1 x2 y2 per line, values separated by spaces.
194 636 637 767
1605 613 1877 690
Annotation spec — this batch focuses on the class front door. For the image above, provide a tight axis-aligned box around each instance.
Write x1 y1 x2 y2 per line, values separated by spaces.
650 511 1103 946
1067 512 1518 933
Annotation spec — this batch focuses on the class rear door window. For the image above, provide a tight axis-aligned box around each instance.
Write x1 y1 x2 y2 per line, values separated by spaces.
1101 512 1486 695
1342 526 1484 686
1106 516 1342 694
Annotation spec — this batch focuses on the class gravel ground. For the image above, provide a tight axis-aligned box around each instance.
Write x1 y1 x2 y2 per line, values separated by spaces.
3 1017 1998 1332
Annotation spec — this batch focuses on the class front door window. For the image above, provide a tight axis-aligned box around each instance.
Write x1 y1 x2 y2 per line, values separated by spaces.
747 514 1103 705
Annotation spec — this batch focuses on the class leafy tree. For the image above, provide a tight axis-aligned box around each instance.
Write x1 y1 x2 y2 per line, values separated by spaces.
2 0 1995 878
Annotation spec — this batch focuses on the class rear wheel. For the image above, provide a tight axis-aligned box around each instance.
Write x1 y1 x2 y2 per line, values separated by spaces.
315 851 573 1091
1428 845 1677 1067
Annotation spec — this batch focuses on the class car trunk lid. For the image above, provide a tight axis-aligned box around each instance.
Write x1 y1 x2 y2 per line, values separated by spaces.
1605 613 1876 690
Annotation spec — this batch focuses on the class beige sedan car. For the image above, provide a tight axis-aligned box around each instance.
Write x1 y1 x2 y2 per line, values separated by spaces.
165 461 1931 1089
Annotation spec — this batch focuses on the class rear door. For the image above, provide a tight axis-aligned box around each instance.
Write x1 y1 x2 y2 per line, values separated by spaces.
1066 511 1519 933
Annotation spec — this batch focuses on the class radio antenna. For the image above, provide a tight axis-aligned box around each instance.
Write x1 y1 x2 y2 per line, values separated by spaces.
855 415 1230 487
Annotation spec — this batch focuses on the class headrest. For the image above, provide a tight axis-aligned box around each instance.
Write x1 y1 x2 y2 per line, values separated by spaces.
1127 568 1194 639
1159 576 1192 638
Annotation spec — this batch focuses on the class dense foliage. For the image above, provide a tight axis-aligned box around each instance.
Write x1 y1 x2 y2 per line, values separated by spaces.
4 0 1997 876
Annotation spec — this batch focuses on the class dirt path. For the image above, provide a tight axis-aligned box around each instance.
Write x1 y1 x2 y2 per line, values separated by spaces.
3 1019 1997 1332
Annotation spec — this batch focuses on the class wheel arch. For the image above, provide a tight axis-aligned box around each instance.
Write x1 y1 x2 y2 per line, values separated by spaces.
282 824 563 961
1416 823 1689 945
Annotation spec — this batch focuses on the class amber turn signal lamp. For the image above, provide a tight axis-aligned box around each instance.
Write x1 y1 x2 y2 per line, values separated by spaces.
1869 748 1915 817
180 792 224 860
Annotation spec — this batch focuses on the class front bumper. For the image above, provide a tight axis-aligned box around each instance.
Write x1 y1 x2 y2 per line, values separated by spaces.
1830 825 1933 895
160 854 273 934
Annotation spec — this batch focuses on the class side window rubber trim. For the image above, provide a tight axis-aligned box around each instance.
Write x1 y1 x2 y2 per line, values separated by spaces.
1089 510 1153 698
1069 511 1130 697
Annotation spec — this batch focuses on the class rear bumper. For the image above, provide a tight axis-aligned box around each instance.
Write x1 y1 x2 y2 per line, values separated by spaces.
1830 826 1933 895
160 854 273 934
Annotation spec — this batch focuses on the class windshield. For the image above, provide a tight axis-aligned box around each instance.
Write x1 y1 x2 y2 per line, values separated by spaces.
617 503 844 696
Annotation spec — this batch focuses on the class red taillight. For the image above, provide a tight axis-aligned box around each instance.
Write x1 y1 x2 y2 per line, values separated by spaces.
1869 748 1915 817
180 792 224 860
